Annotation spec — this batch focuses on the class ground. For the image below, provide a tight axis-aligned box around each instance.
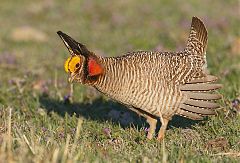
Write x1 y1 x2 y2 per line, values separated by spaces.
0 0 239 162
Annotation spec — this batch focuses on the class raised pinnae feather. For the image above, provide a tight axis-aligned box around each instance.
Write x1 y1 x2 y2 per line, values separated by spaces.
57 31 90 57
57 31 80 55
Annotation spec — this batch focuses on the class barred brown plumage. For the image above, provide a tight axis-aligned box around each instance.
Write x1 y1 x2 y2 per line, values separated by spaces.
57 17 222 141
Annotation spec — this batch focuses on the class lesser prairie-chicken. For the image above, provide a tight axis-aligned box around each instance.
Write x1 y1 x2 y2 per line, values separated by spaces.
57 17 222 141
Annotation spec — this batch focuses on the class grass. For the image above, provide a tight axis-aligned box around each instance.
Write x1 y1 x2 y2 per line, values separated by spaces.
0 0 240 162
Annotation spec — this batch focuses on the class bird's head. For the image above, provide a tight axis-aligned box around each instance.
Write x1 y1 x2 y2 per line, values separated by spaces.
57 31 103 84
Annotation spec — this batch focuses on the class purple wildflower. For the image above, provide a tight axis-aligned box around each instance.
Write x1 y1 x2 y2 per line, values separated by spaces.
144 127 149 132
103 128 111 138
59 132 65 139
63 94 71 104
41 127 47 132
232 99 240 108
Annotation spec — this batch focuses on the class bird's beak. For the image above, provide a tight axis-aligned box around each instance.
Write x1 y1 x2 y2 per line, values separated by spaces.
68 76 74 83
68 73 77 83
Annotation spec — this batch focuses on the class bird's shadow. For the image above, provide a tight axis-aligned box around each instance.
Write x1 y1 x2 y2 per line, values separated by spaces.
39 95 201 131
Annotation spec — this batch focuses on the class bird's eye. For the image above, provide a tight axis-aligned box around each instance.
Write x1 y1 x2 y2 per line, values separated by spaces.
75 63 80 68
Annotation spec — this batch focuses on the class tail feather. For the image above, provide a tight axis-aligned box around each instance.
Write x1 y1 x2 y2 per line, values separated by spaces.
180 83 222 91
186 75 218 84
184 92 222 100
180 104 216 115
178 74 222 120
176 109 204 120
185 17 208 56
184 99 220 108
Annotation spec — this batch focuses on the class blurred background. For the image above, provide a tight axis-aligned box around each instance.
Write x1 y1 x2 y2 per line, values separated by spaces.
0 0 239 162
0 0 239 83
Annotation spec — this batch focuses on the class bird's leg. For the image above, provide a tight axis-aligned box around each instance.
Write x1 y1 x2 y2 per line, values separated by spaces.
146 116 157 140
128 107 157 140
157 117 169 141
